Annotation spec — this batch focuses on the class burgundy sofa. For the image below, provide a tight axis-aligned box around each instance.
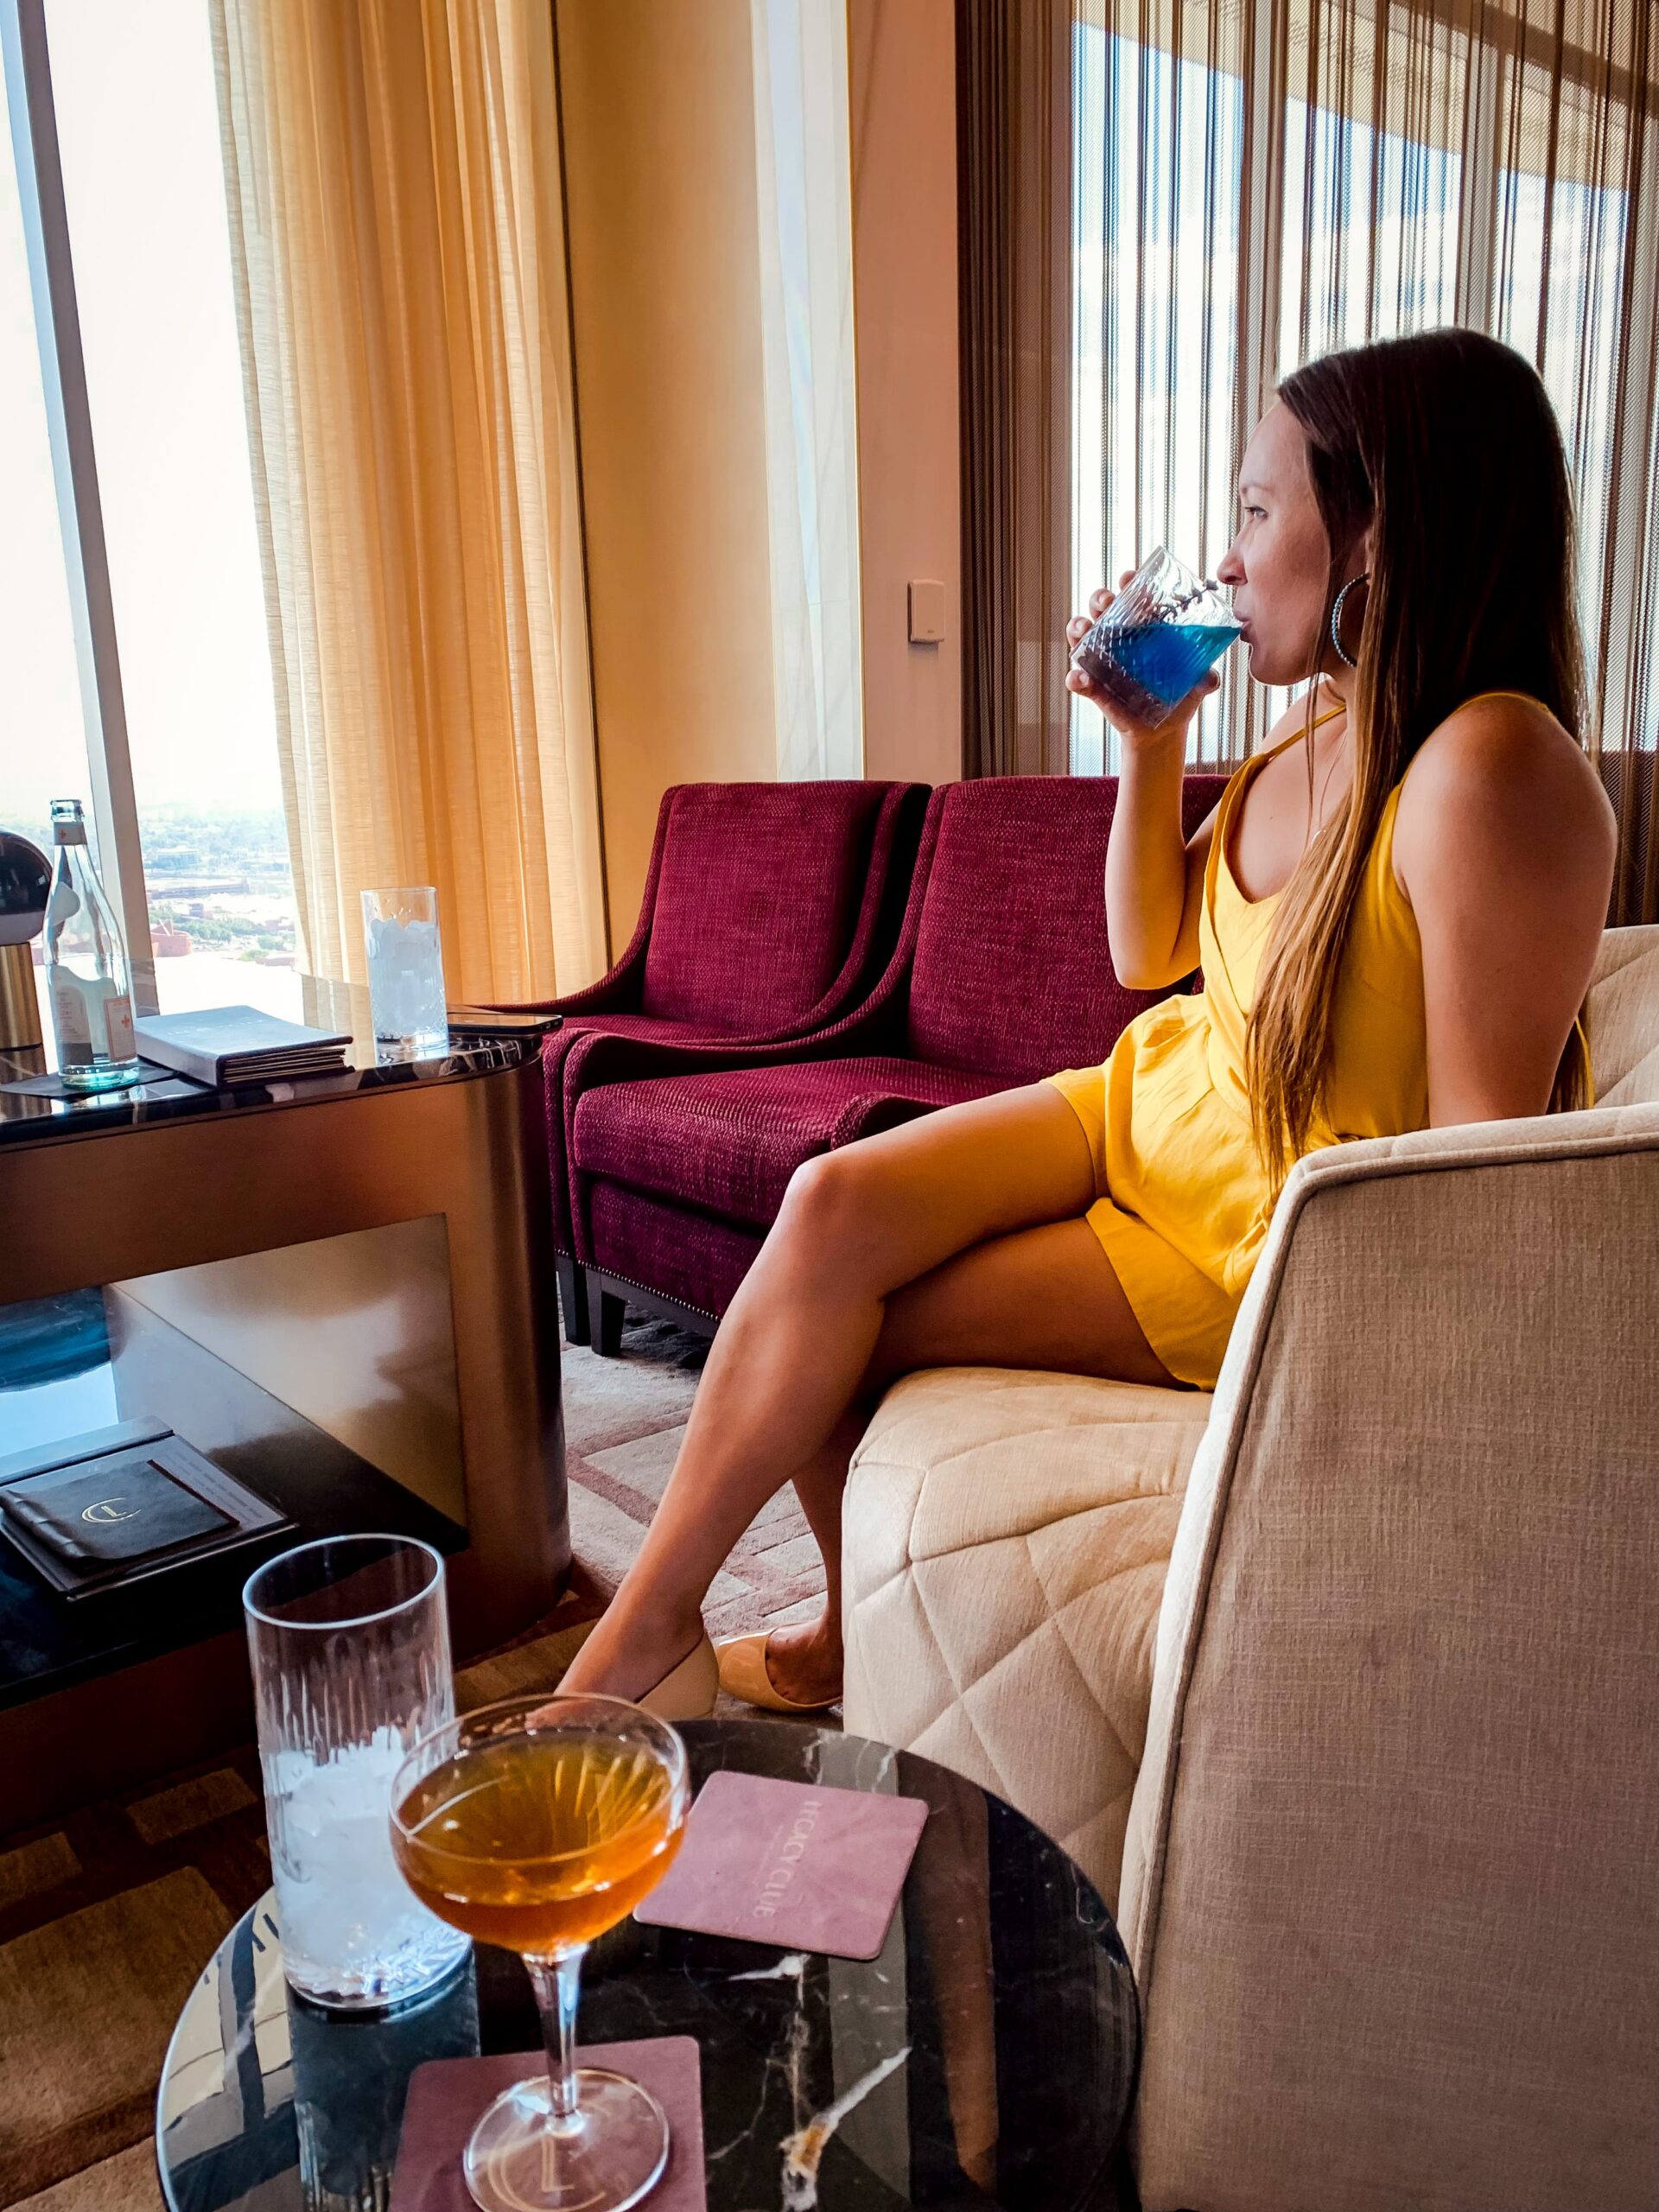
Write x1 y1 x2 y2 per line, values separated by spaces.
562 772 1229 1351
520 779 925 1338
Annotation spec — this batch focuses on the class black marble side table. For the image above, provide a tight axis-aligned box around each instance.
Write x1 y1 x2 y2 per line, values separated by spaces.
156 1719 1140 2211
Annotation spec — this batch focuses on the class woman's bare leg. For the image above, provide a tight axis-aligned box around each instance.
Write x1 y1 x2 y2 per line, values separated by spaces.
562 1086 1175 1700
760 1411 868 1703
764 1212 1182 1699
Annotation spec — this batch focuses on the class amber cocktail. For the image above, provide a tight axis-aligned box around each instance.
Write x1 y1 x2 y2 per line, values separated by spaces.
391 1693 690 2212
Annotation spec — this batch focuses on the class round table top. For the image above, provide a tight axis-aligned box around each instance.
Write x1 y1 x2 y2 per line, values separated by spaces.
156 1717 1138 2211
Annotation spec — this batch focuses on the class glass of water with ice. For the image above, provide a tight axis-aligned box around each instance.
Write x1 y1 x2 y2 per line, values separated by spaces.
244 1534 471 2009
362 886 449 1060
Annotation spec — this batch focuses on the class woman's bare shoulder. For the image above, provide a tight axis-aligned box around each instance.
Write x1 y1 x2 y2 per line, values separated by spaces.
1393 691 1615 921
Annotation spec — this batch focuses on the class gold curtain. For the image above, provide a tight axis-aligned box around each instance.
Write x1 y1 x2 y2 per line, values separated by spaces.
1068 0 1659 919
209 0 608 998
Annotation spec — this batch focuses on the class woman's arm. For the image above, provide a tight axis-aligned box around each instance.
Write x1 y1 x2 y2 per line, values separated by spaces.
1105 734 1215 988
1066 581 1222 989
1103 693 1327 989
1393 696 1616 1127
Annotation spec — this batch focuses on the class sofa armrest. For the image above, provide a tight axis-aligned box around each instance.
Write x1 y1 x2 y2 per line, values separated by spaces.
505 926 650 1018
1122 1102 1659 2212
496 791 683 1017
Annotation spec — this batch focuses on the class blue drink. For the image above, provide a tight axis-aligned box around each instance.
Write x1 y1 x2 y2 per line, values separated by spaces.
1075 620 1242 727
1071 548 1241 727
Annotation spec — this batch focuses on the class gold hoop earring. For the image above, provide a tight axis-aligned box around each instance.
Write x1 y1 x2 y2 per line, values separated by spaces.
1330 573 1369 669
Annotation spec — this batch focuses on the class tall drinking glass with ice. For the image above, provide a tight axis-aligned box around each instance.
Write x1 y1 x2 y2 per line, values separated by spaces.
362 886 448 1061
244 1535 470 2008
1071 547 1241 726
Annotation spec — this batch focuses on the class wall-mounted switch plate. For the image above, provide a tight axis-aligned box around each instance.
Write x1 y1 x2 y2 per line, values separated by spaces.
907 579 946 644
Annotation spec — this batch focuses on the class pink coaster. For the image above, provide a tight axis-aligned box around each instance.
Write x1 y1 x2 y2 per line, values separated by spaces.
633 1770 929 1961
391 2037 704 2212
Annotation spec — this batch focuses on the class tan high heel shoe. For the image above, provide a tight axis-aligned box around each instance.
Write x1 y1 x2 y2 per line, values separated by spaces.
715 1631 840 1714
638 1632 719 1723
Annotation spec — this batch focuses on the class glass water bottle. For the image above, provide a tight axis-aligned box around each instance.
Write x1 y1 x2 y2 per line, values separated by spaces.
45 799 141 1092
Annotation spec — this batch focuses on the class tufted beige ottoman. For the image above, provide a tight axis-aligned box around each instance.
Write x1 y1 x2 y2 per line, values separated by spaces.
841 1366 1211 1906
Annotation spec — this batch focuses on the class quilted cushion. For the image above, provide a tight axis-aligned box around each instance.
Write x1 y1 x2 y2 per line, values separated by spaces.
842 1366 1211 1908
640 783 884 1028
905 775 1227 1078
1587 922 1659 1106
572 1058 1005 1227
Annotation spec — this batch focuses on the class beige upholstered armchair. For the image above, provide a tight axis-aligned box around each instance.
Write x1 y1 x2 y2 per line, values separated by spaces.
842 924 1659 2209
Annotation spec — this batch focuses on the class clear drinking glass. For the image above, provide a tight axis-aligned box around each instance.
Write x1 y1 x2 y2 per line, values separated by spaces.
245 1535 470 2009
390 1692 691 2212
1071 546 1242 727
362 885 449 1060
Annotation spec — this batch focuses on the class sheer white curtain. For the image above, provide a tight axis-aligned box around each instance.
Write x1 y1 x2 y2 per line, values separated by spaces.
749 0 864 781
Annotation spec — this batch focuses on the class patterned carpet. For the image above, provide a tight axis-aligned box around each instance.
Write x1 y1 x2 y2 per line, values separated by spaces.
0 1315 828 2209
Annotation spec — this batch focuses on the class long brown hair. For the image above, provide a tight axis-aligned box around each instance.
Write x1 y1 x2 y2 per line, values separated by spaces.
1248 329 1589 1189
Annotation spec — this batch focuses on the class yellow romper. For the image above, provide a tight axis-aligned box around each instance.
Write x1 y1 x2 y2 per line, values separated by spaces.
1048 696 1592 1390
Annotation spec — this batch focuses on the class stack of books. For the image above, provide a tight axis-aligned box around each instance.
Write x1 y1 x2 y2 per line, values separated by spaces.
132 1005 351 1088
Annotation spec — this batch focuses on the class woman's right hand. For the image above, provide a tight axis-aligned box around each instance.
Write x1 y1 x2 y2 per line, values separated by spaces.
1064 574 1220 751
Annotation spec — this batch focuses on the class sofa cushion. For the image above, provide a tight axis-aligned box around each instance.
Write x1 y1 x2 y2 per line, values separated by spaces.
841 1366 1211 1907
572 1058 1005 1228
639 783 883 1029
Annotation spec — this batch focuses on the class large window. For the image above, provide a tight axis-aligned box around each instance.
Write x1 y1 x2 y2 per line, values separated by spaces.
1071 0 1659 791
0 26 92 869
2 0 296 1019
1071 23 1244 775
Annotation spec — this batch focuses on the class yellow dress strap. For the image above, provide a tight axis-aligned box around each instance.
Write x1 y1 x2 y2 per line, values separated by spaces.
1574 1013 1596 1107
1219 689 1349 842
1250 688 1347 768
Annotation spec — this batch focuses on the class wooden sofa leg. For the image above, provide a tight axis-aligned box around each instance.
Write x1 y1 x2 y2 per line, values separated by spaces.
557 1255 590 1346
586 1277 626 1358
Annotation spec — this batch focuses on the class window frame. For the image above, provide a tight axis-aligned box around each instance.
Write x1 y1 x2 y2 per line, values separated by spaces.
3 0 156 1012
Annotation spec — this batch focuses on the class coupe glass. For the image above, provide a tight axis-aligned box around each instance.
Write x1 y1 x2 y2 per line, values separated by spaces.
390 1692 691 2212
1071 545 1242 726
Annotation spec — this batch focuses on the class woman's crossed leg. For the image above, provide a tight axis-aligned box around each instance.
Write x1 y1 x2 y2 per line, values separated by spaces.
560 1083 1179 1706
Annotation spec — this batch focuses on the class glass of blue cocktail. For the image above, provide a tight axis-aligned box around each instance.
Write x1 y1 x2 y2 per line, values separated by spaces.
1071 548 1241 726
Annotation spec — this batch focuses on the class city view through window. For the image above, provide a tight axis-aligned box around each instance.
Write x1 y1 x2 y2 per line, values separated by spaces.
1071 19 1641 777
2 1 301 1024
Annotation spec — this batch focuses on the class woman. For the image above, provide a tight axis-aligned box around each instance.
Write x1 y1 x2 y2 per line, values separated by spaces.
562 328 1616 1719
